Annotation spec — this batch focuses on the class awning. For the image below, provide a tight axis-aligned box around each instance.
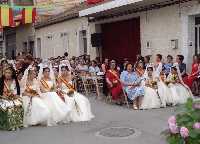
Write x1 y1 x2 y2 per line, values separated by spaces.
79 0 143 17
79 0 191 18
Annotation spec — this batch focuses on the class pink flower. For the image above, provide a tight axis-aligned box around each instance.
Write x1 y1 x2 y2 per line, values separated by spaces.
169 123 179 134
193 103 200 109
180 127 189 138
193 122 200 129
168 116 176 125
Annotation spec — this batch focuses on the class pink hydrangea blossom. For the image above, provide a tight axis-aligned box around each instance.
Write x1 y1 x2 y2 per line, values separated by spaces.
169 123 179 134
193 122 200 129
193 103 200 109
168 116 176 125
180 127 189 138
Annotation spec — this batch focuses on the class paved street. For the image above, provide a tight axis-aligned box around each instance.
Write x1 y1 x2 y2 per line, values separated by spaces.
0 96 176 144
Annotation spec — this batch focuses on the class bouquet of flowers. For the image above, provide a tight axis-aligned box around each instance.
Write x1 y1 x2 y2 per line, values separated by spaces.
50 86 55 92
67 89 75 96
165 80 171 86
150 81 158 89
163 98 200 144
112 80 119 87
25 89 38 97
171 74 178 81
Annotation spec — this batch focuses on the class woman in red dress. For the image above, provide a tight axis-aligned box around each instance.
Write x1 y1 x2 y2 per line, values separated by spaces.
106 60 123 104
184 55 200 94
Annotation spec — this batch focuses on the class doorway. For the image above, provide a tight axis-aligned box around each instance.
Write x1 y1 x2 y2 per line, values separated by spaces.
101 18 141 62
195 17 200 54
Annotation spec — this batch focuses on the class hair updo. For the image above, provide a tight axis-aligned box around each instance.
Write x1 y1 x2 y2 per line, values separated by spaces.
61 65 69 71
43 67 50 73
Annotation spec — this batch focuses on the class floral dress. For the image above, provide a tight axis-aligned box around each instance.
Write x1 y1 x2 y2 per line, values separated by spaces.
122 72 144 101
0 80 23 130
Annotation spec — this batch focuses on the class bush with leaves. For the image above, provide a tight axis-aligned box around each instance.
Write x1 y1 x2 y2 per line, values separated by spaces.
164 98 200 144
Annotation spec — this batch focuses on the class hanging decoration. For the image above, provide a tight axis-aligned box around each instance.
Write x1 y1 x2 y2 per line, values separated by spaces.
22 7 36 24
87 0 104 4
0 6 14 27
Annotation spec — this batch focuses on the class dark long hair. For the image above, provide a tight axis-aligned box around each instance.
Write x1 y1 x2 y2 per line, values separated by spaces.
0 67 20 96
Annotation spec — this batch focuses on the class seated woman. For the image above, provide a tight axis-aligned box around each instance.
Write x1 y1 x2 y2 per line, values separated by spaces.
89 60 100 75
106 60 123 105
157 70 174 106
120 63 144 110
39 64 71 126
0 66 23 130
21 66 50 127
183 55 200 95
141 64 161 109
76 60 89 76
57 65 94 122
167 65 192 105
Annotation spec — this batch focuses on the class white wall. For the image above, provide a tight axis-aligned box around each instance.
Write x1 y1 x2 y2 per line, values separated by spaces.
92 1 200 71
35 17 97 59
16 24 34 54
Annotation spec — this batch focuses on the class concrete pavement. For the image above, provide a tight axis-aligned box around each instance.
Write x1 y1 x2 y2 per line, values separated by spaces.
0 96 176 144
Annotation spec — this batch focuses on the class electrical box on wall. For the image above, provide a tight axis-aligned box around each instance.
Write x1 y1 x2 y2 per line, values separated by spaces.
146 41 151 49
171 39 178 49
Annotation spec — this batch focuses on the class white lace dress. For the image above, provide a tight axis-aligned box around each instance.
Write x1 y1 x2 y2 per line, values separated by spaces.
40 80 71 125
60 81 94 122
167 75 191 105
141 78 161 109
22 79 51 127
157 79 173 106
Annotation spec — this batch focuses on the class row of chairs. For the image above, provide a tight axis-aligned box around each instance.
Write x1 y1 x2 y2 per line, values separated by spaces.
72 74 130 108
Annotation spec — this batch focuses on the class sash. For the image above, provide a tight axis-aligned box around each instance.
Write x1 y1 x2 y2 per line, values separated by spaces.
3 81 10 95
40 79 51 91
108 70 119 81
59 77 75 91
135 68 144 76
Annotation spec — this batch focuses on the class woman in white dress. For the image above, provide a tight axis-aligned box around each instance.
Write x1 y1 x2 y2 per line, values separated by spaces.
141 64 161 109
167 64 192 105
39 64 71 125
57 65 94 122
157 71 172 106
21 66 50 127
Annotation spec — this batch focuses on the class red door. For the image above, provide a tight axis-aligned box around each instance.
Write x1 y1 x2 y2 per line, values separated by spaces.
102 18 141 63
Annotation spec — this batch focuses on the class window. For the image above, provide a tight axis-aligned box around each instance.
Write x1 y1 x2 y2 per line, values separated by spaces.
23 42 27 53
29 41 34 56
37 38 41 57
79 30 87 55
195 17 200 54
60 32 69 53
0 41 3 58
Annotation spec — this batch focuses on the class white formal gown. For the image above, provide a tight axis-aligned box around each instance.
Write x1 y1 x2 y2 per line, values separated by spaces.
40 80 71 125
167 74 191 105
60 81 94 122
22 79 51 127
141 78 161 109
157 80 173 106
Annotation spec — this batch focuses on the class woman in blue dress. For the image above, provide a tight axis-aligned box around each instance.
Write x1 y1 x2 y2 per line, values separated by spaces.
120 63 144 110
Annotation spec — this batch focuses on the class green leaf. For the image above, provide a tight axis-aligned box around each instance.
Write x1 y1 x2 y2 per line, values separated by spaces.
190 129 198 138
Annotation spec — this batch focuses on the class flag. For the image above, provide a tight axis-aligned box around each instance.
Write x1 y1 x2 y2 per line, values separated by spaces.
87 0 104 4
22 7 36 24
0 6 14 27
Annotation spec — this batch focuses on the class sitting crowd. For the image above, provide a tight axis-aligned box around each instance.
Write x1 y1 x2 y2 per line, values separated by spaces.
0 52 199 130
104 54 199 110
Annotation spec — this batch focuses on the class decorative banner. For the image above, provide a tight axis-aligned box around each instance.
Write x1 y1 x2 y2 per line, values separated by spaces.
0 6 14 27
87 0 104 4
22 7 36 24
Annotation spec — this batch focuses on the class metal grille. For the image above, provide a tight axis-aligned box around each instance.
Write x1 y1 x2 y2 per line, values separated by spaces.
98 127 135 138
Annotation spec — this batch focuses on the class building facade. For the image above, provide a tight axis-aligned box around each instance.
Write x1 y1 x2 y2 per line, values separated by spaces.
1 0 34 59
80 0 200 71
34 4 98 60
